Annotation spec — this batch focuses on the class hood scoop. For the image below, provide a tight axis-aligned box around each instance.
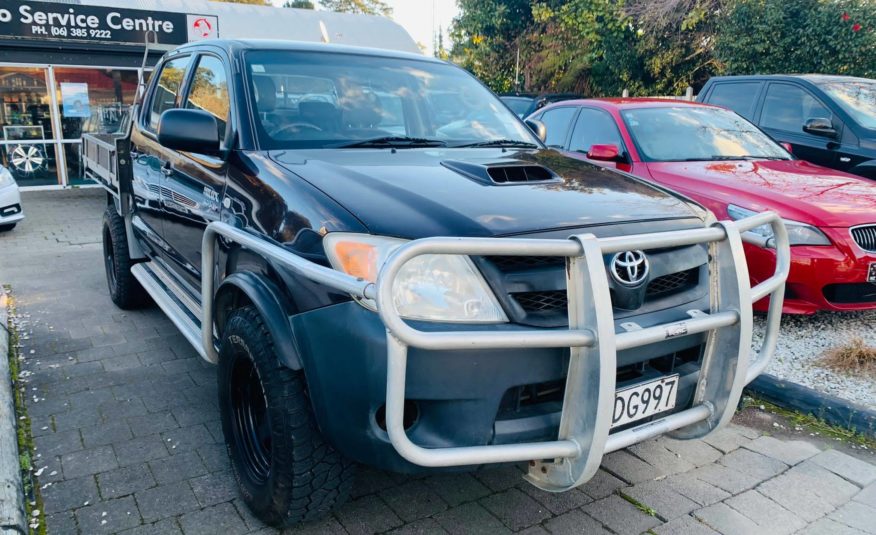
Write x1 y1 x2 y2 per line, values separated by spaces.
442 160 562 185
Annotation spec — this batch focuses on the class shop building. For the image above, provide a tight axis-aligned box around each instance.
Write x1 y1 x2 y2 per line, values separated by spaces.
0 0 417 189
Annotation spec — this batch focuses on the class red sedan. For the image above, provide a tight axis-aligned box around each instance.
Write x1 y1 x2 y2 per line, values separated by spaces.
528 98 876 314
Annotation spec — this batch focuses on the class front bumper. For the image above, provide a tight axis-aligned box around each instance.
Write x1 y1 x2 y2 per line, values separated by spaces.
0 184 24 225
201 213 789 492
747 227 876 314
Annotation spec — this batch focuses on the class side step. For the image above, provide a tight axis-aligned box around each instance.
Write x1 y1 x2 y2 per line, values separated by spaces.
131 263 208 361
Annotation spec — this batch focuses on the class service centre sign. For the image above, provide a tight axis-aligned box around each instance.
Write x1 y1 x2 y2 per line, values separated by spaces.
0 1 218 45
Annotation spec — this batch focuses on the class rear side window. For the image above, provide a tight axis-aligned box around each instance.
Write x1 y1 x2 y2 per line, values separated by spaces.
185 55 230 142
706 82 762 120
539 107 577 147
148 56 192 133
761 83 832 133
569 108 624 153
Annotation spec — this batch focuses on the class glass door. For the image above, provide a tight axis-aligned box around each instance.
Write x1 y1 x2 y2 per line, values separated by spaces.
0 66 60 187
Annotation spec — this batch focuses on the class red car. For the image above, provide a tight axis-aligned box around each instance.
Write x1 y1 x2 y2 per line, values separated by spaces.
528 98 876 314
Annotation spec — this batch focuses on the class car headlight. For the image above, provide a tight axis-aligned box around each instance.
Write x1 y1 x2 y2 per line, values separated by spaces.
0 166 14 188
323 233 508 323
727 204 831 246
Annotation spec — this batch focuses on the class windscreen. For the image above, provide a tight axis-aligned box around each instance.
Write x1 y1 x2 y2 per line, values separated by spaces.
817 80 876 130
621 106 790 162
245 50 536 149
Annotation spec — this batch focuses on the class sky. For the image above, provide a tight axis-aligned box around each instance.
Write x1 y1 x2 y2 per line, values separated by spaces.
268 0 459 56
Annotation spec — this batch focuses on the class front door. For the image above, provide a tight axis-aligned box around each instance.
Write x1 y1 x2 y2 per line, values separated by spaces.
159 54 232 291
565 107 634 173
758 82 839 168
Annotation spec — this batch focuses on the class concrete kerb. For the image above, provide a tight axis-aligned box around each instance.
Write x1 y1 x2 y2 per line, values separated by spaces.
747 373 876 439
0 287 26 535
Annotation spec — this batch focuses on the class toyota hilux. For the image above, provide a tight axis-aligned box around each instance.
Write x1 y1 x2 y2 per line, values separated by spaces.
83 39 789 527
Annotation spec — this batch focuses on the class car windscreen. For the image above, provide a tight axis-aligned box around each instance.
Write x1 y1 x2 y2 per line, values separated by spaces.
244 50 537 149
501 97 534 117
620 106 791 162
817 80 876 130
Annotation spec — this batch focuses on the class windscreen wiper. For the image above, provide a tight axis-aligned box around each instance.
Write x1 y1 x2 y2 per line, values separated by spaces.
706 155 788 161
455 139 540 148
334 136 447 148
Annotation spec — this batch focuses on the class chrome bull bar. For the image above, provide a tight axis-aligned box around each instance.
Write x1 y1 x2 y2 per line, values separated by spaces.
201 212 789 493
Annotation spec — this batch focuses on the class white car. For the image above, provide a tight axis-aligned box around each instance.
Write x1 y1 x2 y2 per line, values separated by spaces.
0 165 24 231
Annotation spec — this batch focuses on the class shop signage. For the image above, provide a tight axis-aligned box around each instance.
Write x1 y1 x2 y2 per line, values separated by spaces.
0 1 218 46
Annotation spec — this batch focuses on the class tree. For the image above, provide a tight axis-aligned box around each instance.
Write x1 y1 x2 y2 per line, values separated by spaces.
435 26 449 60
714 0 876 77
319 0 392 16
284 0 315 7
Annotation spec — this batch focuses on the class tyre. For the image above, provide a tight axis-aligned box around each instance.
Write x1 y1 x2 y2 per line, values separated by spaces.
102 206 147 309
218 306 355 527
0 223 15 232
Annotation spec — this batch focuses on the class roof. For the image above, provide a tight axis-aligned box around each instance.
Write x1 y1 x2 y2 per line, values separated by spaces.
542 98 718 110
57 0 420 53
174 39 438 64
709 74 875 85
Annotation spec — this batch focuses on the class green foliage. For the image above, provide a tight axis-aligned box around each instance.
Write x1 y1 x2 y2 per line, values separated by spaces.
319 0 392 16
715 0 876 77
284 0 316 8
451 0 876 96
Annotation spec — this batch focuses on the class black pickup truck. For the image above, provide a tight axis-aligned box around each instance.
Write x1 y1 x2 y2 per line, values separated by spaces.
83 39 789 527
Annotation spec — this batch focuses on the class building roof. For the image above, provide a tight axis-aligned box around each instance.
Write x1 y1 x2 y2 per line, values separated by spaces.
48 0 420 53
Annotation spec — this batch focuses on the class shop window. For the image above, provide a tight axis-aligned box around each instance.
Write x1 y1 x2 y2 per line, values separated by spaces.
149 56 192 133
0 67 59 186
53 68 138 140
185 56 230 142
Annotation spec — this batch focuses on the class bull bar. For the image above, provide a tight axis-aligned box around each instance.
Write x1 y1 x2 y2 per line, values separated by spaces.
200 211 790 492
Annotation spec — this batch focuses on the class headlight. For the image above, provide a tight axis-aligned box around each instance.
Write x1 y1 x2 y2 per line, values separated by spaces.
727 204 831 246
0 166 14 188
323 233 509 323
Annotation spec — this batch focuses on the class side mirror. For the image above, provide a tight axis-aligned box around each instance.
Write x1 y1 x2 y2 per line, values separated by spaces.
802 117 837 138
586 144 622 162
158 109 221 154
780 142 793 154
524 118 547 142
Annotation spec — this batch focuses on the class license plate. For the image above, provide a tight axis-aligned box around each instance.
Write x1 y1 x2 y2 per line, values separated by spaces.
868 263 876 283
611 375 679 428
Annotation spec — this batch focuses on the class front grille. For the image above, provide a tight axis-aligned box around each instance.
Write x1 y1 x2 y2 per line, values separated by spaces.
851 225 876 252
646 269 696 297
823 283 876 304
513 291 567 313
496 345 703 417
510 268 700 314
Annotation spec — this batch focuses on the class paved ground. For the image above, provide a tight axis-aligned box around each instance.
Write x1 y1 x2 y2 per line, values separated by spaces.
2 189 875 535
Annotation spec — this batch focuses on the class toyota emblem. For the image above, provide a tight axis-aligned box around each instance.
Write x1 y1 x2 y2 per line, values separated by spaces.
610 250 650 286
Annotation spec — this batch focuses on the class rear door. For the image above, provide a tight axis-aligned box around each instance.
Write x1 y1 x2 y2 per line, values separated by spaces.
757 82 839 167
159 52 233 291
130 54 193 258
700 81 764 121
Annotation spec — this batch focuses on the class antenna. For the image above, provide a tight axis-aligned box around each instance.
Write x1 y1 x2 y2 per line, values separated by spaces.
137 30 159 100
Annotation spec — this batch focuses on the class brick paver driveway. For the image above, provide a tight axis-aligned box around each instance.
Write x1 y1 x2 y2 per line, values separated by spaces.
2 189 875 535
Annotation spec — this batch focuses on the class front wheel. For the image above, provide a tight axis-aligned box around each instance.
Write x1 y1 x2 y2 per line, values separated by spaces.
218 306 355 528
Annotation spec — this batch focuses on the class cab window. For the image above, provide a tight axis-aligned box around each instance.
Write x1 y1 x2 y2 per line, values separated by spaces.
148 56 192 133
185 55 230 142
538 107 577 148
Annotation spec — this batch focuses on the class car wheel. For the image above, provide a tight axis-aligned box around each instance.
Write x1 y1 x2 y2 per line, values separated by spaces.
0 223 15 232
102 206 147 309
218 306 356 527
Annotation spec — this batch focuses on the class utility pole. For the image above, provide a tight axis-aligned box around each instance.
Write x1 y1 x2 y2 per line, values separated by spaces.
515 46 520 93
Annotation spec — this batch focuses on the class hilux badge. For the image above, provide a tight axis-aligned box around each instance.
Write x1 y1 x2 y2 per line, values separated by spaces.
610 250 649 286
